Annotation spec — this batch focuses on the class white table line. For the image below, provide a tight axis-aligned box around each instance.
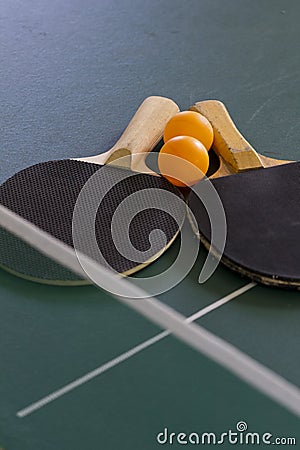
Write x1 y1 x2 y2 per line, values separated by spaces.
17 283 254 417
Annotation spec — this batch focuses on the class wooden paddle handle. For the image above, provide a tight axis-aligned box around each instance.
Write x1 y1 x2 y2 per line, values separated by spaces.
190 100 264 172
99 96 179 171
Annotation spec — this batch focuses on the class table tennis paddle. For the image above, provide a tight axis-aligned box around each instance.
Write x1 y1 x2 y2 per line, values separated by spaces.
0 96 185 285
188 100 300 289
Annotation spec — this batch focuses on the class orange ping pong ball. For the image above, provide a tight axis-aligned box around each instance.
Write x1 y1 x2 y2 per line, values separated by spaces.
158 135 209 187
163 110 214 151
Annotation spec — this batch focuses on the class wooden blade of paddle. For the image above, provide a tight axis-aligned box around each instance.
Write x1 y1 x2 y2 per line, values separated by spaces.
188 100 300 289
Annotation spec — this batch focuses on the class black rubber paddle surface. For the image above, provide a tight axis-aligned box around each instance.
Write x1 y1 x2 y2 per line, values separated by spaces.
0 160 184 281
189 162 300 286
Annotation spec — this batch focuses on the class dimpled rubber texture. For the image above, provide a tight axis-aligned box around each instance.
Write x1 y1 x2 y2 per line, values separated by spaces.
189 162 300 288
0 160 184 283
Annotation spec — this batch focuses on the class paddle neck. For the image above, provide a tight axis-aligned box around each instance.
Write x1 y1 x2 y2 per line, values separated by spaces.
75 96 179 174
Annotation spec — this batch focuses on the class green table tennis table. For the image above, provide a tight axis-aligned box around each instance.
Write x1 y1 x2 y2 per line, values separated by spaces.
1 0 300 448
